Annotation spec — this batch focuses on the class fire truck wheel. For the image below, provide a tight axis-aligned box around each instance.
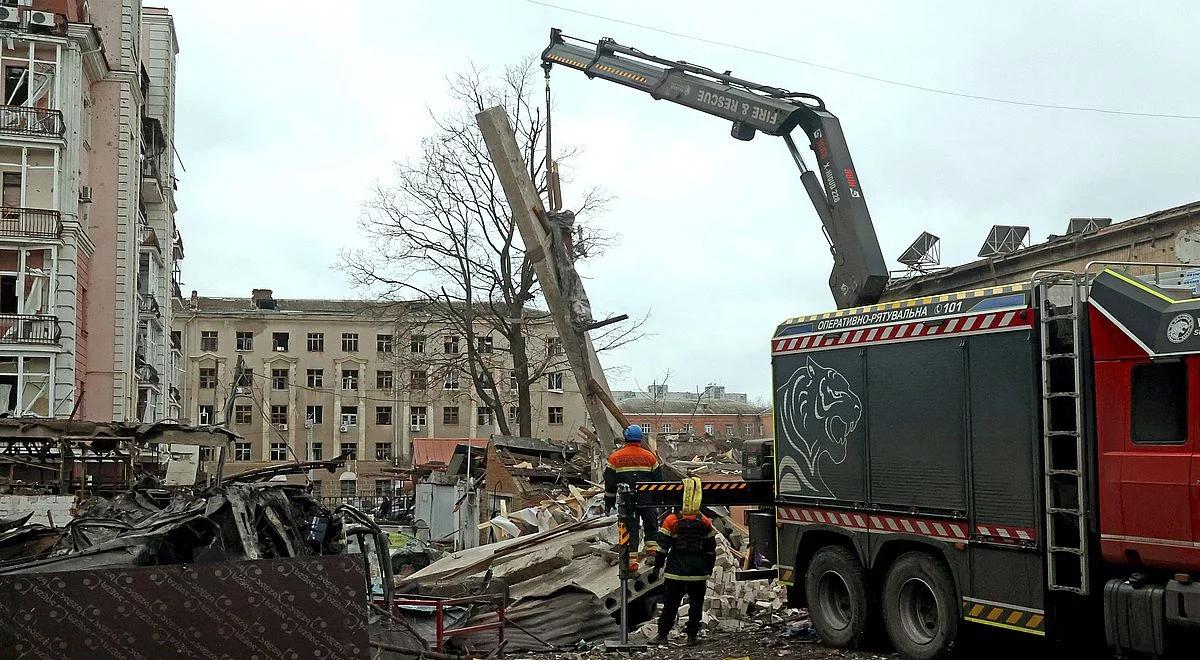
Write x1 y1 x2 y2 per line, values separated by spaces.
882 552 958 659
804 546 869 648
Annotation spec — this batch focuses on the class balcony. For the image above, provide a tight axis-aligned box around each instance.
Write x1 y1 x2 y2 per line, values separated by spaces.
0 106 64 139
138 292 160 319
140 117 166 203
0 207 61 239
0 314 60 345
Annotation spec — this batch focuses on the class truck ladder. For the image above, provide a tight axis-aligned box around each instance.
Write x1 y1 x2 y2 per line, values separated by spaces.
1035 275 1089 595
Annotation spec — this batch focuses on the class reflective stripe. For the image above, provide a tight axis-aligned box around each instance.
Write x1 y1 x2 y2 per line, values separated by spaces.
612 466 654 473
663 573 710 582
658 527 671 536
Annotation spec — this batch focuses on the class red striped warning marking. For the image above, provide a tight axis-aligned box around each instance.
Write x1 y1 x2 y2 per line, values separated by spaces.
976 523 1037 544
771 309 1033 355
778 506 968 542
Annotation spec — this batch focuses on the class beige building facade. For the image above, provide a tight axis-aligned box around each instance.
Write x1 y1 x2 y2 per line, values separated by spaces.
173 290 587 495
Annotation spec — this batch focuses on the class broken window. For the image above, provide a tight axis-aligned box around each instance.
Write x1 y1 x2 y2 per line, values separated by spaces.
547 337 563 356
0 146 58 212
682 423 693 434
307 368 323 388
376 370 393 390
234 404 252 424
704 423 714 435
270 405 287 425
477 336 493 353
198 368 216 389
269 442 288 461
410 334 425 353
341 369 358 391
340 405 358 427
4 66 28 106
375 443 392 460
237 368 253 388
306 405 323 425
341 333 358 352
340 443 357 461
200 446 214 462
661 423 672 433
376 406 392 425
443 335 459 354
548 406 563 425
0 355 49 416
375 479 394 496
547 372 563 392
509 370 518 390
200 330 218 351
235 331 253 351
443 371 459 390
0 247 54 326
272 368 288 390
234 442 251 461
198 404 214 425
272 332 289 351
724 424 734 435
377 334 393 353
410 369 427 390
410 406 427 428
310 442 323 461
477 406 493 426
443 406 460 425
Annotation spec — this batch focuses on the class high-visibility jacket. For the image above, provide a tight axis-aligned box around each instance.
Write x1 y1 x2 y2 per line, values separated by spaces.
603 442 663 510
655 512 717 581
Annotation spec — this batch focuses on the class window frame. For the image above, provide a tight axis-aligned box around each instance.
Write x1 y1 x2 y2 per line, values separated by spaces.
270 404 288 426
199 330 218 352
269 442 288 461
306 405 323 425
341 368 359 391
376 370 394 390
235 331 253 351
376 405 393 426
547 371 564 392
410 406 428 428
198 367 217 389
548 406 564 425
341 333 359 352
1131 361 1189 445
410 334 426 353
233 442 251 461
271 332 290 352
377 334 394 353
307 332 324 352
410 369 427 390
271 368 288 391
306 368 324 388
443 405 460 425
234 404 253 424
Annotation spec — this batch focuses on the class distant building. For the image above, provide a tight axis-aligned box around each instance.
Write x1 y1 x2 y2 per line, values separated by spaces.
617 395 770 441
611 383 749 404
173 290 586 496
884 201 1200 300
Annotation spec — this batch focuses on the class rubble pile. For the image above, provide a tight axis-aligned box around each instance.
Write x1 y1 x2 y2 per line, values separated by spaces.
479 484 606 539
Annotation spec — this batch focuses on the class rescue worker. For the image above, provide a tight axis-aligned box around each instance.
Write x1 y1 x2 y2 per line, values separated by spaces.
603 425 662 570
652 477 716 646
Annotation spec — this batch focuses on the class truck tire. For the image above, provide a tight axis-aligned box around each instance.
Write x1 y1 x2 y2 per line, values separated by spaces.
882 552 958 659
804 546 870 648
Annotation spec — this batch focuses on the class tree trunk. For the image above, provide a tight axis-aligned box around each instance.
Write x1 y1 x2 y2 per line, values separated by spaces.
509 327 533 437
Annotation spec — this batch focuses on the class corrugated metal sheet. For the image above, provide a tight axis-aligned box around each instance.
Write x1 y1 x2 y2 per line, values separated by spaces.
412 438 489 468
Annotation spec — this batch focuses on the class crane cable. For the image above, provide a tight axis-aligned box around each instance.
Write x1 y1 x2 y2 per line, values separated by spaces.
543 62 562 211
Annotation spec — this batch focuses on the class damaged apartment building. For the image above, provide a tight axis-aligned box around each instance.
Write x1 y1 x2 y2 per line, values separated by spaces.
173 290 588 499
0 1 185 425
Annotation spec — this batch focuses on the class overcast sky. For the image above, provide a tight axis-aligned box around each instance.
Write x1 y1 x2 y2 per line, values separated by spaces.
165 1 1200 401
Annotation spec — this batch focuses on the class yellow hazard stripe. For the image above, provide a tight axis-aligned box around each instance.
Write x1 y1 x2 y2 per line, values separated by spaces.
962 600 1045 636
1104 268 1177 303
779 282 1028 326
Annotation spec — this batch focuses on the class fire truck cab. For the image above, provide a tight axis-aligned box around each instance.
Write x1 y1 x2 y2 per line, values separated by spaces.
770 266 1200 659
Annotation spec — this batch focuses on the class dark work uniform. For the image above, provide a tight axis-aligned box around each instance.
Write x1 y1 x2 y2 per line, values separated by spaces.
603 442 663 555
655 512 717 638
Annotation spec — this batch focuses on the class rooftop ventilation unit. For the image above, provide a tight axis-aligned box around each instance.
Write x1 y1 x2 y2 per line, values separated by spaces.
977 225 1030 258
897 231 941 272
1066 217 1112 235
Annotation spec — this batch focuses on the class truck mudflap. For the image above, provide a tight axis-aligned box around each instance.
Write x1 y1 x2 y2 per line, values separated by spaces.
1104 579 1167 656
961 598 1046 636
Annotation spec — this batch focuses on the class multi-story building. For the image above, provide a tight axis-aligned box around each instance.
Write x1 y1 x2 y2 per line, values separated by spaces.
612 383 749 404
173 289 587 496
617 396 770 441
0 1 183 422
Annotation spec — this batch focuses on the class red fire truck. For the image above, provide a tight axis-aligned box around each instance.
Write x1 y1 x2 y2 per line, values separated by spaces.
542 30 1200 658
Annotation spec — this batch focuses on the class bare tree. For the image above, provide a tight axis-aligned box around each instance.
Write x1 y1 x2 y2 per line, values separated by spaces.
342 59 644 438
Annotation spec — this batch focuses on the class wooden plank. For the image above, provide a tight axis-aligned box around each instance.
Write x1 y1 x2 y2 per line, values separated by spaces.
475 106 623 456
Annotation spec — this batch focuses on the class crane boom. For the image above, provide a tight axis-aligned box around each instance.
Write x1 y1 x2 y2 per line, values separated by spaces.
542 29 889 308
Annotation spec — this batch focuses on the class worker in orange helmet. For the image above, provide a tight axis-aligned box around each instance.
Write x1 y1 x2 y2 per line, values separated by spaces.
604 425 662 571
652 477 717 646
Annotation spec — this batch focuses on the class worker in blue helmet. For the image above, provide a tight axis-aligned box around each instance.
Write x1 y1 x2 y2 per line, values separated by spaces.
604 425 662 571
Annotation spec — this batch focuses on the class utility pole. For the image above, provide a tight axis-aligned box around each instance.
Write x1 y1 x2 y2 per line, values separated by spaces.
475 106 624 458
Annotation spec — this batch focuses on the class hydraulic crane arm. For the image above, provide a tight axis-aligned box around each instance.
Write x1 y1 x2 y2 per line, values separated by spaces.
542 29 889 308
